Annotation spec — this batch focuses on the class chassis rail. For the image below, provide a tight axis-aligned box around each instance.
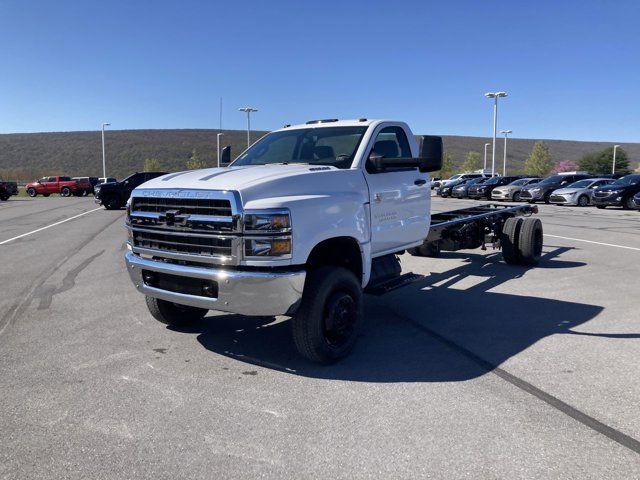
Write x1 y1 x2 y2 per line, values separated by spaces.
426 203 538 250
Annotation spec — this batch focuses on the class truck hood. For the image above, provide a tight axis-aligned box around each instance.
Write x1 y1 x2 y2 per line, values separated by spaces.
133 164 368 208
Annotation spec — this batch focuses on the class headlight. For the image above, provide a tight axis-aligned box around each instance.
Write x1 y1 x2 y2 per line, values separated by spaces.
243 211 291 233
607 189 621 194
244 237 292 257
530 188 541 193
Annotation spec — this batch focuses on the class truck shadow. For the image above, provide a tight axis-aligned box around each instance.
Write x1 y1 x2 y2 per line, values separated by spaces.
177 246 623 382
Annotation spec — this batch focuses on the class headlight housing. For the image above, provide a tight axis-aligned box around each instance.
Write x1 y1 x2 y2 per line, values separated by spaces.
243 211 291 233
242 210 292 259
244 237 292 257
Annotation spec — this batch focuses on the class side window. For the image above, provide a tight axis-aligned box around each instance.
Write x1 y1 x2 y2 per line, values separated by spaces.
367 126 412 173
372 126 411 159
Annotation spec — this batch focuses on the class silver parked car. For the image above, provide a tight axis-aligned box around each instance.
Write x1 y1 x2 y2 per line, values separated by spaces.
549 178 614 206
491 177 542 202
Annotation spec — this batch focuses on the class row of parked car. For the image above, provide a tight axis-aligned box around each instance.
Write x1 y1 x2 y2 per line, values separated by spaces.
434 171 640 209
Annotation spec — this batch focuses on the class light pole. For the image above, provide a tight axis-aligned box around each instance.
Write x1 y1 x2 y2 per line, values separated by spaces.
484 91 507 176
500 129 512 176
217 133 224 168
101 123 110 178
238 107 258 148
612 144 621 175
483 143 490 172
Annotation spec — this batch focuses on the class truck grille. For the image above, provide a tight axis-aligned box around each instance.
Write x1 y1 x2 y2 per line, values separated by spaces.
128 190 240 264
132 197 232 216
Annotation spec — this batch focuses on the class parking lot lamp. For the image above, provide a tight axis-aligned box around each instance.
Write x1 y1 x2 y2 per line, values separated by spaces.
239 107 258 148
612 145 621 175
484 92 508 176
500 129 512 176
101 123 111 178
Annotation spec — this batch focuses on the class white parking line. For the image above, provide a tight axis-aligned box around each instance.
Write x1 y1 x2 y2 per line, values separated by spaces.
545 234 640 252
0 207 103 245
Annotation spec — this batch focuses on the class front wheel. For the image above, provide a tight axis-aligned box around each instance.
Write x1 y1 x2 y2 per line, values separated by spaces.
145 296 208 327
624 197 635 210
292 267 363 364
103 195 122 210
577 195 589 207
61 187 71 197
27 188 37 197
513 191 521 202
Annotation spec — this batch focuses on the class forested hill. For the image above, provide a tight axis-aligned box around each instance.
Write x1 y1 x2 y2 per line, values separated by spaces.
0 128 638 181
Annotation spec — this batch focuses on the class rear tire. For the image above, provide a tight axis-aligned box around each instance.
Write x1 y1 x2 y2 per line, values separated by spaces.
408 241 441 257
292 267 363 364
501 217 523 265
27 188 37 197
577 195 589 207
518 218 543 266
0 194 9 201
61 187 71 197
145 296 208 327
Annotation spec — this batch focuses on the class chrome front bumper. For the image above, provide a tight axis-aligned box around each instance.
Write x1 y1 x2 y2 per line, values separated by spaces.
125 251 305 316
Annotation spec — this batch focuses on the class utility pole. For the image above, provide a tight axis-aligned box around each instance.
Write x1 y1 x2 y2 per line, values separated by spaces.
484 92 508 176
500 129 512 176
101 123 111 178
483 143 490 172
612 144 621 175
238 107 258 148
217 133 224 168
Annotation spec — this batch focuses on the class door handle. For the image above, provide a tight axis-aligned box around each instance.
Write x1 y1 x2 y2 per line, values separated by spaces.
414 179 427 186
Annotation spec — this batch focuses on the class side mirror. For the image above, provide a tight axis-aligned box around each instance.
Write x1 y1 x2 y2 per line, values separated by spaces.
418 135 443 173
220 146 231 167
367 135 443 173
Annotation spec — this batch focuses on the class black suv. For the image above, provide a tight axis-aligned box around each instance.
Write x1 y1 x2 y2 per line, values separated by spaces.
467 176 523 200
592 174 640 209
519 173 591 204
94 171 168 210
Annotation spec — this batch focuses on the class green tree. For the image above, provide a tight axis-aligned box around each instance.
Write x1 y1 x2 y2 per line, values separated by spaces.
437 152 454 179
579 147 629 175
143 157 162 172
186 149 208 170
460 151 481 172
523 141 553 177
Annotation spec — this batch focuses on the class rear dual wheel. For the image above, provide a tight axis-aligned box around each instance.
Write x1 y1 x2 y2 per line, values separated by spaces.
501 217 543 266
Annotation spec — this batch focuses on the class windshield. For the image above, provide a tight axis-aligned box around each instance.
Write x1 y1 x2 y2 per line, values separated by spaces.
613 175 640 186
484 176 501 185
539 175 566 185
232 127 368 169
448 174 462 181
567 179 593 188
468 177 486 185
509 179 528 186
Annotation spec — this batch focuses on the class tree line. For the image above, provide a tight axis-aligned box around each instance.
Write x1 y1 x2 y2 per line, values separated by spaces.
437 142 631 179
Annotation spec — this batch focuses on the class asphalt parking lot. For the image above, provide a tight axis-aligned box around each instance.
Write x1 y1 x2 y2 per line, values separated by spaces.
1 195 639 479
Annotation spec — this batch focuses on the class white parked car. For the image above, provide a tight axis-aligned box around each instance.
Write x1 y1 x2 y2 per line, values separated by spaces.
549 178 614 206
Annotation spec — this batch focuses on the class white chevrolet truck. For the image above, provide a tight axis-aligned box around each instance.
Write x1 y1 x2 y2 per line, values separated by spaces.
125 119 543 363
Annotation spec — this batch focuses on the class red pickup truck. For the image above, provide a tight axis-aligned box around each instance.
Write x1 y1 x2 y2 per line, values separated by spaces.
25 176 91 197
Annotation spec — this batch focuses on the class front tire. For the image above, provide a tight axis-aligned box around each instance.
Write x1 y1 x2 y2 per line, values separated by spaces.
145 296 208 327
577 195 589 207
103 195 122 210
292 267 363 364
513 191 521 202
27 188 37 197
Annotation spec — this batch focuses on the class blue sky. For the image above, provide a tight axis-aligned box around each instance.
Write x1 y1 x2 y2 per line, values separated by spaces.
1 0 639 141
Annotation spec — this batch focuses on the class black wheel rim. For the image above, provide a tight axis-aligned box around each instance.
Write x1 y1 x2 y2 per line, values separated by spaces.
579 197 588 206
323 292 356 349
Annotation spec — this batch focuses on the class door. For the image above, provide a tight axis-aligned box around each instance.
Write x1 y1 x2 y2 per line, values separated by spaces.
364 126 430 255
42 177 56 194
